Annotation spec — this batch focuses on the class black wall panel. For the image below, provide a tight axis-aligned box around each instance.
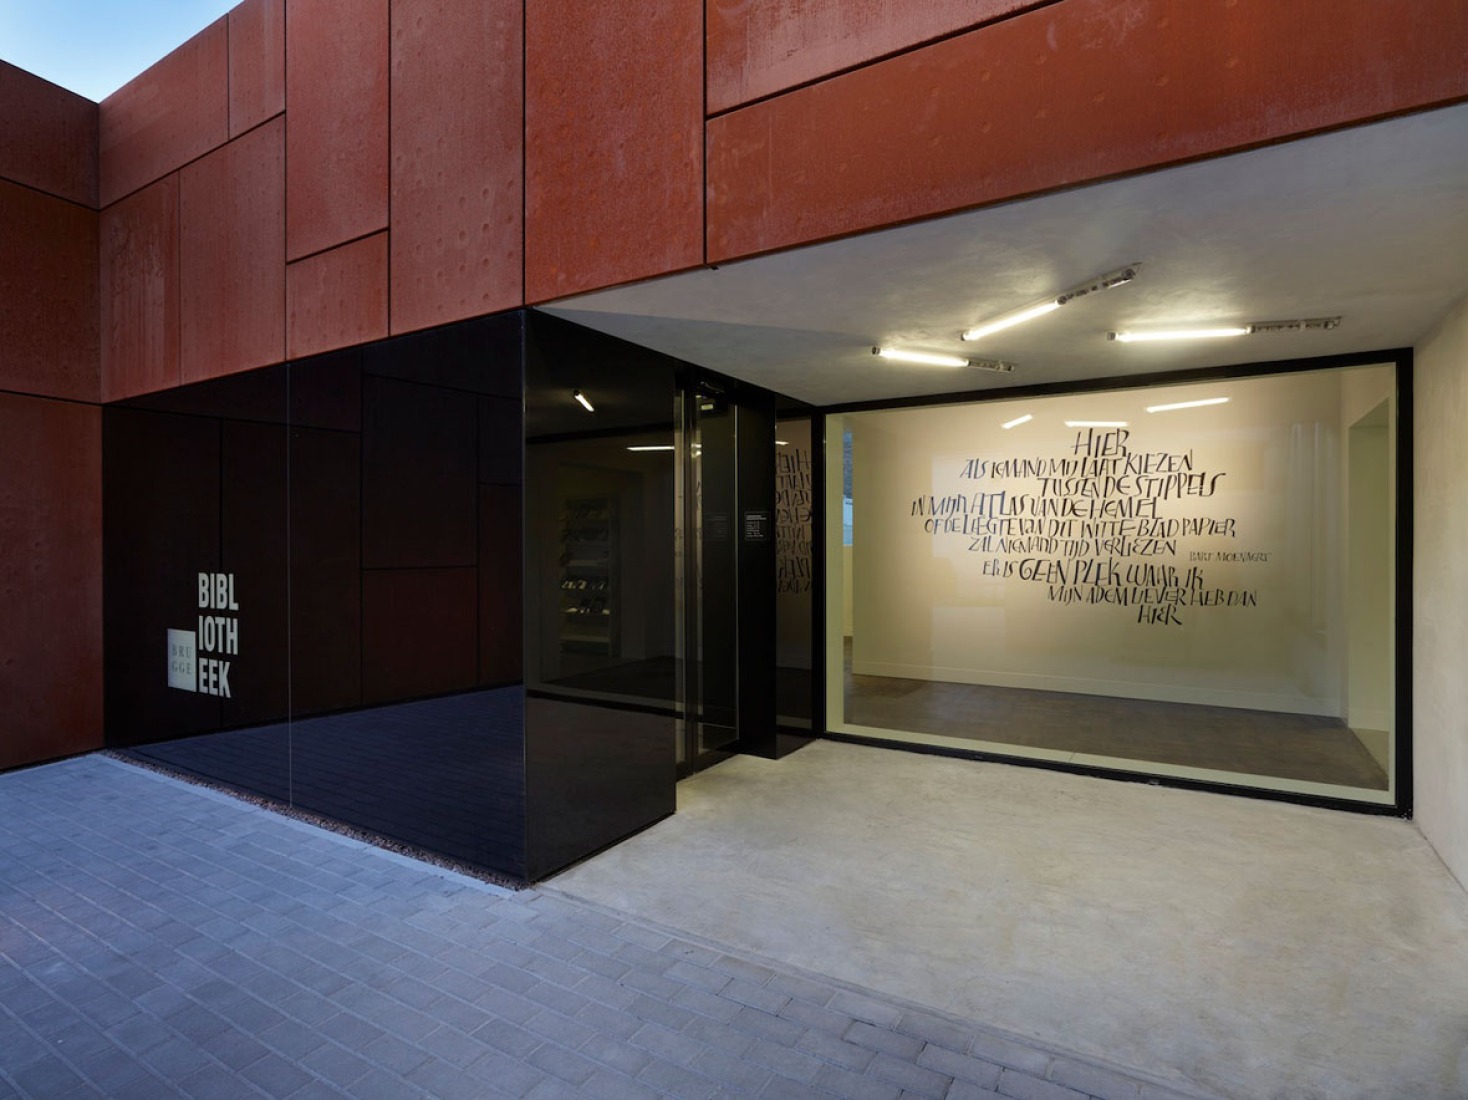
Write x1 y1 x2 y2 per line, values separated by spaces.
220 419 289 728
734 392 778 758
361 567 479 702
362 375 478 570
522 311 680 878
103 408 225 745
480 483 524 685
106 314 529 879
289 426 362 716
525 697 673 881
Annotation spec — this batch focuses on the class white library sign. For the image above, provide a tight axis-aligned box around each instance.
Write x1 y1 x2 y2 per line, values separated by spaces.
166 572 240 698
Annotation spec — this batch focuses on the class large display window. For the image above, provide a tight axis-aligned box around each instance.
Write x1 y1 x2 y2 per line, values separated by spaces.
825 361 1402 805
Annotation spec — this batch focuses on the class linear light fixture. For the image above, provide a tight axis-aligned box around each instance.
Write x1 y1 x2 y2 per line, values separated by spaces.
775 440 790 446
1110 316 1341 343
626 445 674 452
1146 397 1230 413
872 347 1015 372
572 389 594 412
962 264 1140 342
961 301 1060 342
1000 414 1033 430
1065 420 1129 428
1109 327 1249 343
873 346 970 368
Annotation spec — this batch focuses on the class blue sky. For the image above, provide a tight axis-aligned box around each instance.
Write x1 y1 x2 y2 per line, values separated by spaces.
0 0 237 101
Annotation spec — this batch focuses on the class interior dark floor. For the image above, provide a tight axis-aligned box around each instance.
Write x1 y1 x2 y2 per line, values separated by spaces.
844 667 1388 790
545 652 1387 791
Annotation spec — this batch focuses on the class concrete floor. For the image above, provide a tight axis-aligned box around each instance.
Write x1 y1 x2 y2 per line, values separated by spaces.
548 740 1468 1100
1 754 1195 1100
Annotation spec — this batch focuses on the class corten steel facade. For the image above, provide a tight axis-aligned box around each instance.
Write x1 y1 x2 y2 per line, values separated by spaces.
2 0 1467 882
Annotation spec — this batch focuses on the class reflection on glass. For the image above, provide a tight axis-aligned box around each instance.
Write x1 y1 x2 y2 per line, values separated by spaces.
524 437 678 707
108 317 531 877
827 363 1397 803
521 313 679 878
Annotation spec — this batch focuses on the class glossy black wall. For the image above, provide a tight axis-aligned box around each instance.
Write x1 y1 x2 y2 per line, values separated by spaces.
522 312 679 880
104 309 812 880
104 315 529 878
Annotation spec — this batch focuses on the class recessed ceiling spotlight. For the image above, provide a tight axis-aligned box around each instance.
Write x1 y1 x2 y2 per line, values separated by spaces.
962 264 1140 342
1146 397 1230 413
1110 316 1341 342
1000 414 1033 430
572 389 595 412
872 347 1015 371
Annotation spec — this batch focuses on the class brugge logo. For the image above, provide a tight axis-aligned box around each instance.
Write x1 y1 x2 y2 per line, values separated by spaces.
166 572 240 698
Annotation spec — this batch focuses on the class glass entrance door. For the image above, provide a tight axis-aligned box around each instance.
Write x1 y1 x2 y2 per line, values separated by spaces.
678 379 740 773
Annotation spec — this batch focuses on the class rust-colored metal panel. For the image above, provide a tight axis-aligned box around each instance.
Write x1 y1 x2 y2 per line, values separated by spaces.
0 395 102 771
390 0 524 333
0 181 99 403
706 0 1038 114
229 0 286 138
707 0 1468 263
286 0 389 261
525 0 703 301
287 232 389 360
0 61 99 206
101 175 180 402
180 117 285 384
99 18 229 208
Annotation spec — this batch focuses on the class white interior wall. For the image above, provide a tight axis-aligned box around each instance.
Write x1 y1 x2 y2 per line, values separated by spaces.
1414 292 1468 892
847 371 1364 714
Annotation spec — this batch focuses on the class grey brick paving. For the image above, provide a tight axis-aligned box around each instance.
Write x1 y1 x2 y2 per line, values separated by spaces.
0 756 1214 1100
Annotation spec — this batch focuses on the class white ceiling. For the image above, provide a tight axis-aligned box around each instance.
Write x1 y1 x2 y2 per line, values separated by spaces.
543 103 1468 407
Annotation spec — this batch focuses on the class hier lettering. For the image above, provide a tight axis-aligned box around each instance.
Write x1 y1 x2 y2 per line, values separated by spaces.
910 427 1262 626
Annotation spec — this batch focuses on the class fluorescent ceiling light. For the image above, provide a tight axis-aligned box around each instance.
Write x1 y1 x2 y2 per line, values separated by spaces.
962 264 1140 342
1109 327 1249 343
1065 420 1129 428
572 389 595 412
873 347 970 368
961 301 1060 342
1111 317 1341 343
626 445 674 452
871 347 1015 371
1000 414 1033 430
775 440 789 446
1146 397 1230 413
1248 316 1343 334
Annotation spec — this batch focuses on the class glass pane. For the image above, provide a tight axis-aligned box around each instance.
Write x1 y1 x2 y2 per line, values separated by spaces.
827 363 1396 803
775 417 814 728
284 318 526 874
694 383 739 754
103 367 292 803
521 313 677 878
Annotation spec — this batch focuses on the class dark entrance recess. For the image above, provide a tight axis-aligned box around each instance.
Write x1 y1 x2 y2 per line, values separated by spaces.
682 375 817 767
522 315 816 795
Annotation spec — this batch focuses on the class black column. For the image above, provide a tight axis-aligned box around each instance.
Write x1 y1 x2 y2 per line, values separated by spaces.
734 390 778 758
